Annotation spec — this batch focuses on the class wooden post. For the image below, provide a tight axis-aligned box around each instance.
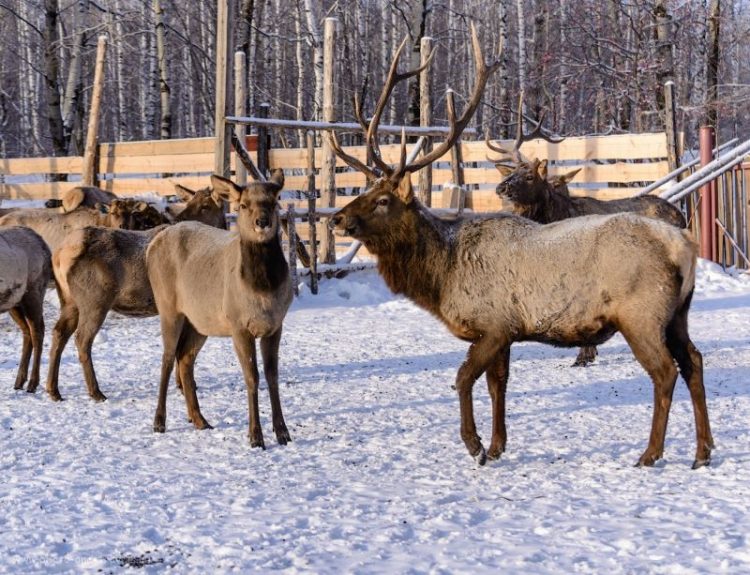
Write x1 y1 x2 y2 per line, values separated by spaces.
418 36 433 206
446 90 465 188
320 17 337 264
213 0 233 177
234 51 247 185
257 103 270 177
664 81 679 174
287 204 299 296
306 131 319 295
699 126 716 261
81 35 107 186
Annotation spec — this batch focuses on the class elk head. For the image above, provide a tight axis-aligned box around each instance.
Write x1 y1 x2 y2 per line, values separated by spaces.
210 169 284 243
173 183 228 229
100 199 162 230
330 24 502 248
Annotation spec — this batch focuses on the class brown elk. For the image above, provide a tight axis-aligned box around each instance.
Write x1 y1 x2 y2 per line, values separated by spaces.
0 227 51 392
0 198 164 253
146 170 293 449
488 130 687 367
329 26 712 468
46 183 228 402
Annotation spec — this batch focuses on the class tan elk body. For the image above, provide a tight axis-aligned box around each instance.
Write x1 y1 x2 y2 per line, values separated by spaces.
46 184 228 401
329 25 712 468
146 171 293 448
0 227 51 392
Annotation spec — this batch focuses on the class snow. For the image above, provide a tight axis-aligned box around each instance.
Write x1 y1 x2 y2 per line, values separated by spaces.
1 259 749 573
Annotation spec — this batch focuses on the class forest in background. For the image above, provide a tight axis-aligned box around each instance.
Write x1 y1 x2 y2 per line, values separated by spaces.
0 0 740 159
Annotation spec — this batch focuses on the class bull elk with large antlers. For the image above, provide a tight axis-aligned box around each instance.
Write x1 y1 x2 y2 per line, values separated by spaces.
329 25 712 468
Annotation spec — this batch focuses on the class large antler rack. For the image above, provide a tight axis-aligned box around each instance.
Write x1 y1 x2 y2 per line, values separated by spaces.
486 90 565 164
330 23 503 184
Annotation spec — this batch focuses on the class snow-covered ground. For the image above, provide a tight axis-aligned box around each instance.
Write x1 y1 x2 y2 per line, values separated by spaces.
1 260 749 573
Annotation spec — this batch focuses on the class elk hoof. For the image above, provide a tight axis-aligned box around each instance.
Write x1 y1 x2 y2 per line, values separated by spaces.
692 457 711 470
249 432 266 450
14 380 26 391
194 418 213 431
91 391 107 403
487 446 504 461
153 418 166 433
275 429 291 445
47 390 64 402
473 445 487 466
26 382 39 393
635 452 660 467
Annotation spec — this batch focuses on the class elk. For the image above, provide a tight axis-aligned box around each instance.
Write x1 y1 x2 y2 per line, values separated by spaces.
0 198 163 253
46 183 228 401
329 25 712 469
146 170 293 449
0 227 51 392
488 132 686 368
44 186 118 211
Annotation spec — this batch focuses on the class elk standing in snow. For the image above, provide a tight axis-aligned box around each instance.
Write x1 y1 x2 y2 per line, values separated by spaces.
329 25 712 468
146 171 292 449
46 183 229 401
0 227 51 392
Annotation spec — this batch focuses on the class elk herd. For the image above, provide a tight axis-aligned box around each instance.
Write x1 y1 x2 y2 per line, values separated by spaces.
0 25 713 470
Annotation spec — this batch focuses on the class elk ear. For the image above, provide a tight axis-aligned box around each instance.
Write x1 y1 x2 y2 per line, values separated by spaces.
134 201 150 212
560 168 582 184
395 174 414 203
62 188 85 212
538 159 548 179
173 184 196 202
211 174 244 204
494 164 514 178
269 168 285 188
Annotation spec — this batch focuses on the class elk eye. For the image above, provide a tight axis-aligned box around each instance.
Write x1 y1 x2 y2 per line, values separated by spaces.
240 204 248 210
376 197 389 207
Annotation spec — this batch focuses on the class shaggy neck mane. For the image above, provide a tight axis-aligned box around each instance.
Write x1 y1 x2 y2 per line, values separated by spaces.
240 234 288 292
366 202 452 316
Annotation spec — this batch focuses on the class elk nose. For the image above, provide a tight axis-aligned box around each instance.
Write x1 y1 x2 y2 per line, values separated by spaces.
330 214 343 229
255 216 270 228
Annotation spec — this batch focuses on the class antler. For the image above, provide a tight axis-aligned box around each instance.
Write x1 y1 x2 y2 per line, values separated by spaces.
393 24 503 180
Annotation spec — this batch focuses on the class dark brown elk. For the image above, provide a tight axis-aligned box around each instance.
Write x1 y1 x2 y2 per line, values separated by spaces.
146 170 293 449
46 183 228 401
329 26 712 469
0 198 163 253
0 227 51 392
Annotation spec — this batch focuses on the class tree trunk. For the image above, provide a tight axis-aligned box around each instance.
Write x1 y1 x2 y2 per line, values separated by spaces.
154 0 171 139
706 0 721 128
43 0 65 156
62 0 89 154
303 0 324 123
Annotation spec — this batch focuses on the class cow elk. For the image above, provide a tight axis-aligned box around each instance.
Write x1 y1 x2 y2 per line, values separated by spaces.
46 183 228 402
329 25 712 469
146 170 293 449
0 227 51 392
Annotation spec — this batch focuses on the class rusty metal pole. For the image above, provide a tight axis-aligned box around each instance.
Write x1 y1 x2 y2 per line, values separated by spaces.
699 126 716 261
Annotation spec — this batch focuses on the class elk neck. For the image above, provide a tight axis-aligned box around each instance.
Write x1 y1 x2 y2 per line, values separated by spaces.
370 202 453 316
238 232 289 293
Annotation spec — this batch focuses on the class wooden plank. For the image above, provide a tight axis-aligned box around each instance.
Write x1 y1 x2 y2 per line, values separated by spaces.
98 137 214 157
97 153 216 174
1 181 82 200
1 156 84 175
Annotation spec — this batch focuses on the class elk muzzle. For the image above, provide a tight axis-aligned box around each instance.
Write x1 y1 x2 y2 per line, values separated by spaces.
329 212 359 237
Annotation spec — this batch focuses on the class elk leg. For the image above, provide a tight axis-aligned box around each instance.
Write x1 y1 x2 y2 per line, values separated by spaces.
621 325 678 467
74 304 111 402
260 328 290 445
8 308 31 391
665 301 713 468
232 331 264 449
455 336 503 465
175 322 211 430
46 301 79 402
572 345 598 367
486 345 511 460
23 289 45 393
153 313 185 433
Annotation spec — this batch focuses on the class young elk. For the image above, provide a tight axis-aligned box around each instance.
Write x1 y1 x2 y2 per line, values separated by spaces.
146 170 293 449
0 227 51 392
46 183 228 402
488 135 687 368
330 25 712 468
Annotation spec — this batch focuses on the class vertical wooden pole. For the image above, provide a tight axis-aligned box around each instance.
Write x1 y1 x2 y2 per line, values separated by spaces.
81 35 107 187
287 204 299 296
446 90 465 189
699 126 716 261
257 102 270 177
320 17 337 264
214 0 233 178
664 81 679 174
418 36 433 206
234 51 247 185
306 131 319 295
